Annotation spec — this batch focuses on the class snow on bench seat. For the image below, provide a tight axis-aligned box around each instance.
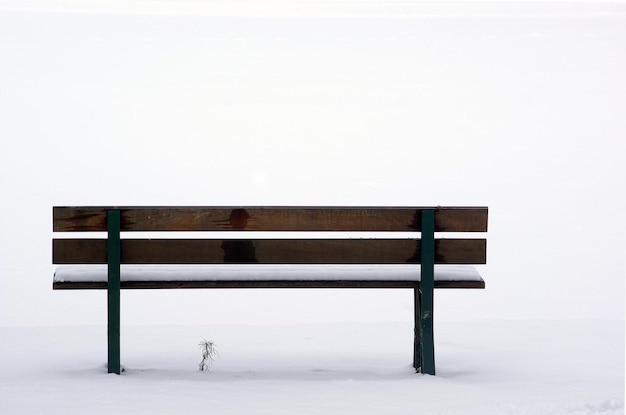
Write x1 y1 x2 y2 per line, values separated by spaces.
54 264 483 284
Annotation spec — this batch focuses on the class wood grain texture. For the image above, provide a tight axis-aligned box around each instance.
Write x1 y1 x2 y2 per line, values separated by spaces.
53 238 486 265
53 279 485 290
53 207 488 232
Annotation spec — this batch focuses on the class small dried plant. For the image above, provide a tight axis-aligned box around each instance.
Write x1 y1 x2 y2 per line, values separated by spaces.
198 339 218 371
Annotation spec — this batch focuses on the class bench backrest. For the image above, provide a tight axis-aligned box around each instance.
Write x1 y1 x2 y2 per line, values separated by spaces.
53 206 487 265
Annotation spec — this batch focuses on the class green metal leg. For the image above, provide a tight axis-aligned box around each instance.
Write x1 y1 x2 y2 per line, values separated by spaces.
420 209 436 375
107 210 121 375
413 288 422 371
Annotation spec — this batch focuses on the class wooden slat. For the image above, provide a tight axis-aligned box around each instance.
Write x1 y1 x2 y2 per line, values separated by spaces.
53 279 485 290
53 207 488 232
53 238 486 265
435 208 488 232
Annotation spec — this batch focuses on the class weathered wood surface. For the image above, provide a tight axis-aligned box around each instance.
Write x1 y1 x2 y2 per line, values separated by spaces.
53 279 485 290
53 207 488 232
53 238 487 265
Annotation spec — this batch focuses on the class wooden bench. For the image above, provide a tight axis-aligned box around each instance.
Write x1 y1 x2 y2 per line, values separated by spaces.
53 206 488 375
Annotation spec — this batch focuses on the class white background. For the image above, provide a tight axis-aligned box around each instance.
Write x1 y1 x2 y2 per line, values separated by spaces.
0 0 624 327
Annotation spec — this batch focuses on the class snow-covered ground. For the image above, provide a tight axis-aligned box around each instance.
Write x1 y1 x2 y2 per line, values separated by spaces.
1 320 623 414
0 1 624 413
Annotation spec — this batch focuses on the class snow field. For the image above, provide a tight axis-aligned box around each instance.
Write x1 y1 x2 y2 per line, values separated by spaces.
1 320 623 414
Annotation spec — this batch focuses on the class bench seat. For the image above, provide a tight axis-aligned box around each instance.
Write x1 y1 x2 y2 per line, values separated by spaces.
54 264 484 289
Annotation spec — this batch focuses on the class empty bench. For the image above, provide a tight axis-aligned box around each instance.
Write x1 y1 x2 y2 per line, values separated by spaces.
53 206 488 375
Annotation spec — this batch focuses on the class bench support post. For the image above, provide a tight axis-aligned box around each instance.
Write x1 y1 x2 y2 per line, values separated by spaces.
107 210 121 375
419 209 436 375
413 288 422 370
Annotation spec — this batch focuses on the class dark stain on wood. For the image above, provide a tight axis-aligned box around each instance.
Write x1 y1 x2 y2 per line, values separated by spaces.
221 240 258 263
217 208 252 230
